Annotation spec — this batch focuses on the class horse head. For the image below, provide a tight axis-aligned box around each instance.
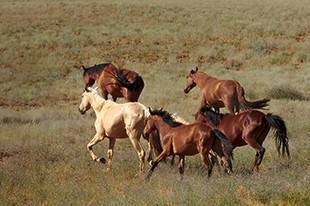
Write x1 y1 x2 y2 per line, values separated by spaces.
184 67 198 93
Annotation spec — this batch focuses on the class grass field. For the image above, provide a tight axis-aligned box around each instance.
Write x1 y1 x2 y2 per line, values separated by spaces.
0 0 310 205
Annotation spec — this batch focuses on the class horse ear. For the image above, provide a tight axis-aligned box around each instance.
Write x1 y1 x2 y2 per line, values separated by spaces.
195 66 198 72
82 65 87 71
86 87 92 92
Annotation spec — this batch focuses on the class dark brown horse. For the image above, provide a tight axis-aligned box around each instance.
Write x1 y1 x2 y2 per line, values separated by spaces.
82 63 144 102
144 108 233 180
196 106 290 171
184 67 269 113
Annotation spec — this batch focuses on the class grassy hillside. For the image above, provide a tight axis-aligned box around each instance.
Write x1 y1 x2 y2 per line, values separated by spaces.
0 0 309 205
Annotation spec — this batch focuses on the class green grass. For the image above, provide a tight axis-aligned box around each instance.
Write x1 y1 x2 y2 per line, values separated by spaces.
0 0 310 205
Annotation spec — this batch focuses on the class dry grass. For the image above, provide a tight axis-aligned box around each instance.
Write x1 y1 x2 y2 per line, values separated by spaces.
0 0 310 205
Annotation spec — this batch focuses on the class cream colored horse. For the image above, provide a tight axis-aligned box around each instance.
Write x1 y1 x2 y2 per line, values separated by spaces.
78 87 150 172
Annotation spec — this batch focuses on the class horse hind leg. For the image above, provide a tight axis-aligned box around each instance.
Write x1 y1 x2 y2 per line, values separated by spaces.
199 138 213 177
243 126 266 172
107 138 116 171
177 155 185 180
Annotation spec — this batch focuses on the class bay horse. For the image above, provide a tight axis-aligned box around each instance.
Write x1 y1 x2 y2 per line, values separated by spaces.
144 108 233 180
184 67 270 114
82 63 144 102
196 106 290 171
146 112 189 165
78 87 149 172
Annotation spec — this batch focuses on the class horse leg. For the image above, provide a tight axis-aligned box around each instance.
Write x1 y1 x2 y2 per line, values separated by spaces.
178 155 185 178
200 150 212 177
199 138 213 177
107 138 116 171
146 141 154 165
243 127 266 172
112 96 117 102
170 155 176 167
128 130 145 172
145 151 168 181
87 134 106 163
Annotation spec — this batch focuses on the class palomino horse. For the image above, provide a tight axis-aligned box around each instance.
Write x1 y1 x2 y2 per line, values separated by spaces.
144 108 233 180
78 87 149 172
82 63 144 102
184 67 270 113
196 106 290 171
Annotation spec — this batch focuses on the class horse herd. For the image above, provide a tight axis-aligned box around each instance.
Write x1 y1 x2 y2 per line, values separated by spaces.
78 63 290 180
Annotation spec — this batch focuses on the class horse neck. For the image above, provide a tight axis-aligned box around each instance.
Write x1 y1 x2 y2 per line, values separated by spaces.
154 118 172 138
194 72 216 89
89 93 106 114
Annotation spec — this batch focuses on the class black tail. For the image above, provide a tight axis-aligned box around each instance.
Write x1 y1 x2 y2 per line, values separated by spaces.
212 129 233 170
236 85 270 110
266 114 290 158
115 71 144 91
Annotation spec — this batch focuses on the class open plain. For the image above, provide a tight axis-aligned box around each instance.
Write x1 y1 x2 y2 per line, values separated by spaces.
0 0 309 205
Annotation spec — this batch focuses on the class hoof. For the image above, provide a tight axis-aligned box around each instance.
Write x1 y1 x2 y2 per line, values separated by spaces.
148 160 154 166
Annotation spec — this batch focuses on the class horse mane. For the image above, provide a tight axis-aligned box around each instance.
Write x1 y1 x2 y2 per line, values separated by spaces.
115 70 144 91
83 63 111 76
150 109 183 127
200 106 224 125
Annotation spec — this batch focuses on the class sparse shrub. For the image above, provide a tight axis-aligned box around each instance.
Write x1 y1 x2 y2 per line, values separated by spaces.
267 85 308 101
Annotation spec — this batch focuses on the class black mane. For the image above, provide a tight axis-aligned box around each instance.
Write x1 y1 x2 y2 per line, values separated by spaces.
149 108 183 127
200 106 224 125
83 63 111 76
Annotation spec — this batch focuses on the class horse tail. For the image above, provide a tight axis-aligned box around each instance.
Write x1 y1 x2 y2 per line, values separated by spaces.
212 129 233 167
115 71 144 91
265 114 290 158
236 84 270 110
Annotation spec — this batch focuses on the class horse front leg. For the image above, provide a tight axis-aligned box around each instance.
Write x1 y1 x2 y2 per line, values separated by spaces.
87 134 106 163
178 155 185 179
127 130 145 173
107 138 116 171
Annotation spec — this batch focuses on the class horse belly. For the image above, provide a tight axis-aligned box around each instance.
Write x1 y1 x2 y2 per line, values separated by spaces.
173 143 198 156
104 122 128 138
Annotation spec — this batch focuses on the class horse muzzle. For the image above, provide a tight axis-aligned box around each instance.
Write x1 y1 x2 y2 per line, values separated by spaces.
79 108 86 115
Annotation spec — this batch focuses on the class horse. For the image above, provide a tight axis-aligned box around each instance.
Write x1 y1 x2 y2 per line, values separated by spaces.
78 87 149 172
146 112 189 166
196 106 290 172
82 63 144 102
184 67 270 114
144 108 233 180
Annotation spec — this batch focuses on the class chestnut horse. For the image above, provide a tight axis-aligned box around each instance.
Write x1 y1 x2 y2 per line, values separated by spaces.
144 108 233 180
82 63 144 102
196 106 290 171
78 87 149 172
184 67 269 113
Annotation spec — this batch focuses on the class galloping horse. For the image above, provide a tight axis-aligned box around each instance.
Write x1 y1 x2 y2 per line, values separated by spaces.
82 63 144 102
146 112 189 165
184 67 269 113
78 87 149 172
144 108 233 180
196 106 290 171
